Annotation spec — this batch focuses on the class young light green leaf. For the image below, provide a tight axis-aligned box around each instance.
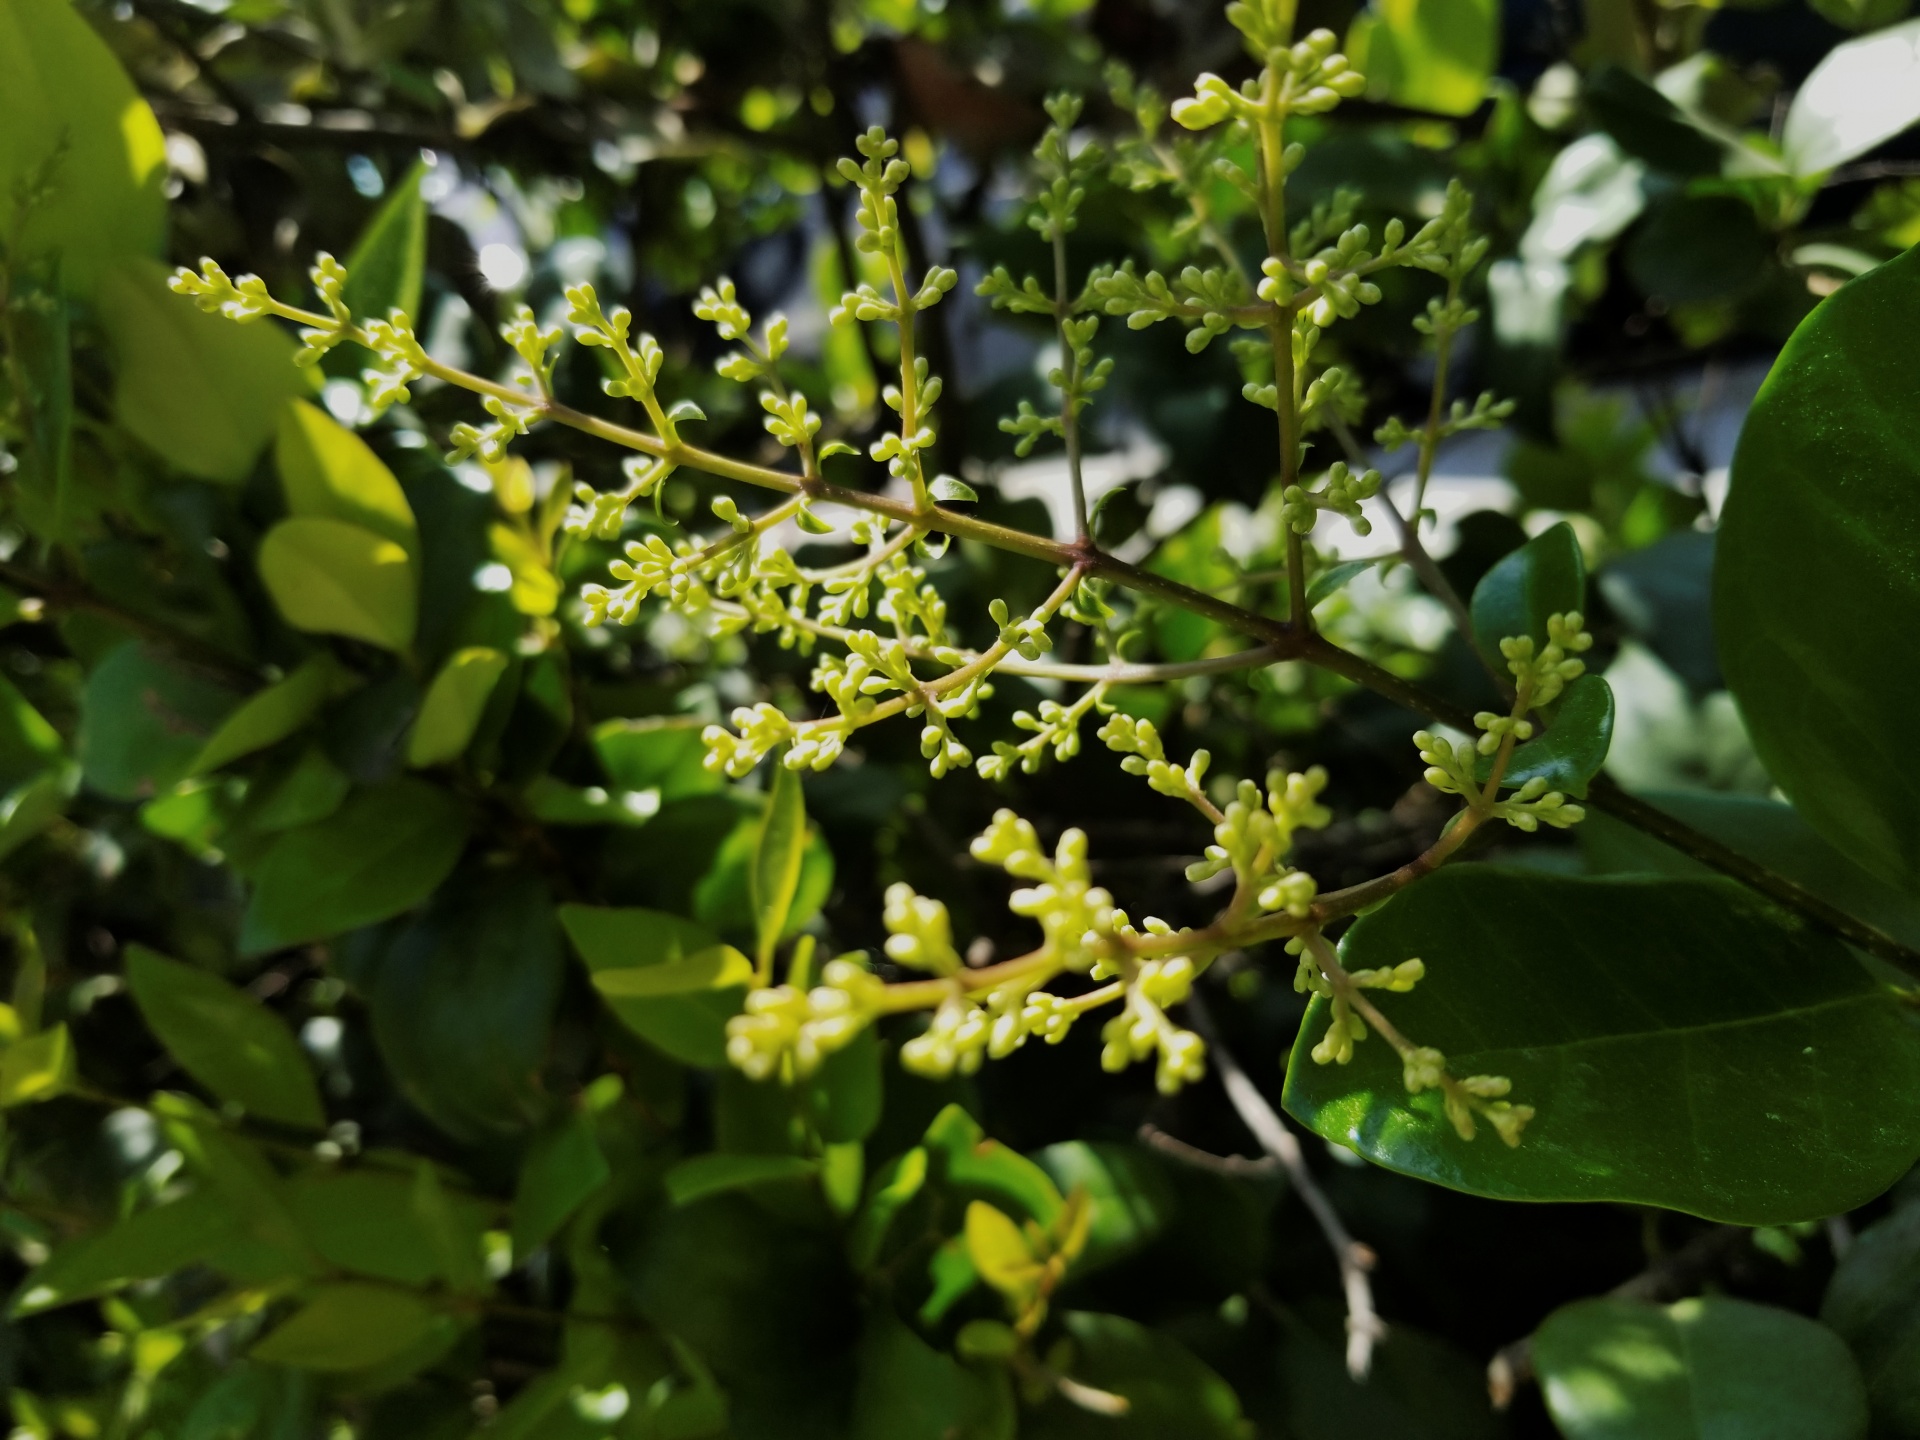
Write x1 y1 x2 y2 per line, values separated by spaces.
1783 18 1920 177
125 944 324 1128
191 656 343 776
923 1104 1065 1226
663 1153 818 1206
1821 1203 1920 1436
99 259 306 483
276 399 418 557
336 159 429 347
751 761 808 971
0 0 167 294
406 647 509 768
591 944 753 998
1307 558 1376 609
1534 1296 1867 1440
0 1023 76 1107
240 778 468 954
1283 869 1920 1223
511 1110 611 1257
1469 520 1585 667
1717 244 1920 890
259 517 417 653
557 905 745 1067
929 475 978 503
850 1147 929 1272
1348 0 1498 117
592 716 723 800
80 642 241 801
249 1283 448 1372
964 1201 1040 1297
1473 673 1614 796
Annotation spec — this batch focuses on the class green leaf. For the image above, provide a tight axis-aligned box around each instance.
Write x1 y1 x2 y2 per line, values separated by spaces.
1282 868 1920 1223
0 673 71 860
694 804 835 945
1716 244 1920 890
752 761 808 970
592 716 722 801
929 475 979 503
0 771 73 864
0 0 167 294
523 776 661 827
1782 19 1920 177
1822 1202 1920 1435
1469 521 1585 667
591 944 753 997
411 1158 485 1293
11 1189 237 1316
1033 1142 1172 1272
259 517 417 653
1472 673 1614 796
1581 791 1920 953
807 1024 882 1145
923 1104 1065 1226
0 1023 76 1107
663 1153 819 1206
240 778 468 954
965 1200 1039 1297
360 871 561 1142
851 1310 1013 1440
99 260 307 483
1585 65 1725 176
559 905 745 1067
406 647 508 767
275 399 418 558
124 944 324 1128
80 642 241 801
1306 559 1375 609
1025 1312 1246 1439
190 656 341 776
336 160 429 351
283 1169 491 1288
5 275 73 541
1534 1296 1868 1440
1347 0 1497 117
850 1146 928 1271
250 1283 448 1372
512 1110 611 1256
1517 135 1647 266
1625 195 1771 306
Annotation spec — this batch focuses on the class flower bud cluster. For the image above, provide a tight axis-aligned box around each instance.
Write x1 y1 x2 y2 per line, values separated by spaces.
1281 461 1381 537
883 883 961 975
1503 612 1592 708
1184 768 1331 919
980 686 1110 782
1097 714 1210 804
1400 1047 1533 1146
725 959 887 1080
971 813 1118 974
503 305 563 393
1100 960 1206 1094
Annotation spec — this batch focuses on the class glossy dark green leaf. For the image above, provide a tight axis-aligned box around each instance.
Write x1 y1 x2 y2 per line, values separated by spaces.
1472 673 1613 795
1270 1308 1503 1440
11 1188 236 1316
1534 1296 1867 1440
1282 868 1920 1223
1716 244 1920 890
1469 521 1584 669
1033 1142 1173 1272
558 904 744 1067
275 400 418 559
664 1153 819 1206
0 0 167 293
250 1283 448 1372
512 1110 611 1256
1585 65 1725 176
1822 1202 1920 1436
240 778 468 954
851 1310 1013 1440
191 657 342 777
259 518 417 654
100 260 306 483
752 761 808 970
79 642 241 801
1025 1312 1245 1439
335 160 429 358
1581 790 1920 952
365 872 561 1142
125 944 323 1128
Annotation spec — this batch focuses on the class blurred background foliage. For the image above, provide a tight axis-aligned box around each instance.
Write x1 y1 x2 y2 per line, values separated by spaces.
3 0 1920 1436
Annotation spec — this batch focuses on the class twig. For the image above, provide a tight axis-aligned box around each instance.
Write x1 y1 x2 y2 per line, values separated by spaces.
1486 1225 1752 1408
1185 992 1384 1379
